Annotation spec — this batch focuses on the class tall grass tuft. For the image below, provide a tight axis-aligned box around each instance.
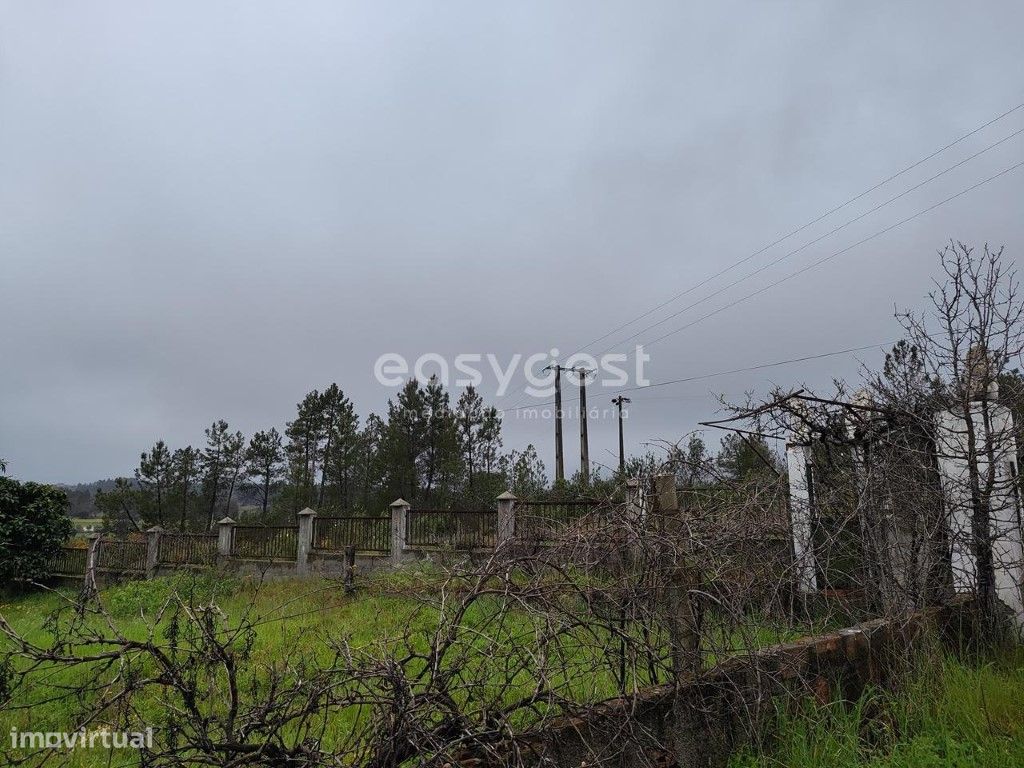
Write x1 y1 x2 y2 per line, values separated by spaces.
731 648 1024 768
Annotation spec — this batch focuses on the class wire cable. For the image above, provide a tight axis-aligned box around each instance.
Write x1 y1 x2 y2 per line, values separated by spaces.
572 100 1024 356
638 159 1024 352
499 157 1024 414
498 340 894 415
606 127 1024 352
495 101 1024 411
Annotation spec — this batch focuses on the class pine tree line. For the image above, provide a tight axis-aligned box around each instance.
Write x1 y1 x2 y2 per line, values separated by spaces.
96 378 547 532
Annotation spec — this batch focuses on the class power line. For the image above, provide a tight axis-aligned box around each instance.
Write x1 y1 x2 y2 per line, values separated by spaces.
500 155 1024 415
637 159 1024 352
604 127 1024 352
618 341 894 394
498 340 894 416
615 394 714 402
495 101 1024 412
571 100 1024 357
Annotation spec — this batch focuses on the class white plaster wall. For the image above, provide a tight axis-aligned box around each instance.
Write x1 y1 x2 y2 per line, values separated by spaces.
935 402 1024 626
786 443 818 593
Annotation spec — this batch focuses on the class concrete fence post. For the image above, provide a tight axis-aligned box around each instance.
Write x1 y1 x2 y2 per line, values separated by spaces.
145 526 163 580
623 477 645 555
625 477 643 524
390 498 410 566
217 517 236 562
84 533 101 596
496 491 517 546
785 442 818 594
652 473 701 675
297 507 316 576
651 473 703 765
344 545 356 594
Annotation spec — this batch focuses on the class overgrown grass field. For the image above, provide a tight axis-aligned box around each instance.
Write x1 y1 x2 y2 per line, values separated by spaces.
5 572 1009 767
731 648 1024 768
1 569 682 765
0 573 455 764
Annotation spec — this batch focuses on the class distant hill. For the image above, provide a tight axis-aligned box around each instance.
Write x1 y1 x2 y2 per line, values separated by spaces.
57 479 125 493
54 478 264 519
55 479 125 519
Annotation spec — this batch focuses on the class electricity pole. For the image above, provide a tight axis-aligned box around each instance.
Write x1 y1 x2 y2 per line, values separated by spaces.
544 364 568 483
574 367 593 485
612 395 631 477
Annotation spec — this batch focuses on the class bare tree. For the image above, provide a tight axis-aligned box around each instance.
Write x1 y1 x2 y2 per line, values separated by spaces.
717 241 1022 638
899 242 1023 634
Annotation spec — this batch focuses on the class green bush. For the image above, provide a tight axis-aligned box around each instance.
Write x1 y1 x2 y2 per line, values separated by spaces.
0 477 73 582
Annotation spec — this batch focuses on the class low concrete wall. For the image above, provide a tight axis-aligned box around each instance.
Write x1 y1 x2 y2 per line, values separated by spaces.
157 551 389 580
51 550 393 587
510 599 976 768
310 551 389 578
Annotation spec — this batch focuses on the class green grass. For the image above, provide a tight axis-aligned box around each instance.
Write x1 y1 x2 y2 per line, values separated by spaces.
2 570 652 763
1 573 436 764
0 572 843 766
730 648 1024 768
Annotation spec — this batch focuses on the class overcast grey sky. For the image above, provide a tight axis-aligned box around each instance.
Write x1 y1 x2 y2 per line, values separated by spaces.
2 2 1022 483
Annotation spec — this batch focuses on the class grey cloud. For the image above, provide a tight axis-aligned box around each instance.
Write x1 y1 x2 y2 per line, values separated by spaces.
1 1 1022 482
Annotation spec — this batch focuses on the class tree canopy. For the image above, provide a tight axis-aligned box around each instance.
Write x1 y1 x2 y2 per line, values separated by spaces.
0 476 73 582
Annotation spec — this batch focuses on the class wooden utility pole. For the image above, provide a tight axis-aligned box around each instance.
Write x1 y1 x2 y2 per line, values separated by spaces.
612 395 631 476
575 367 593 485
544 364 568 483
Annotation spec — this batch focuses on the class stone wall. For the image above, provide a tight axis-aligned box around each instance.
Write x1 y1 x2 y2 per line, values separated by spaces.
509 598 976 768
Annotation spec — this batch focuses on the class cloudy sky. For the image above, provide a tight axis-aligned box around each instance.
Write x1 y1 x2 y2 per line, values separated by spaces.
1 2 1022 483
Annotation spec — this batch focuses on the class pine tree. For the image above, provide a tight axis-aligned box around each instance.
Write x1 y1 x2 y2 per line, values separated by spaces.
318 384 357 508
95 478 144 534
355 414 386 512
385 379 427 501
245 428 284 521
136 440 172 526
478 406 503 478
326 396 359 510
676 433 712 487
421 376 459 503
716 433 780 481
456 386 484 491
220 428 246 518
500 444 547 498
285 390 324 512
201 420 234 529
170 446 201 531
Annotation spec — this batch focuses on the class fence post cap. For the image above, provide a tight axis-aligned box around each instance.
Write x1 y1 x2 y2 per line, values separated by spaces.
389 498 410 508
496 491 517 501
217 516 236 525
297 507 317 517
146 525 164 533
